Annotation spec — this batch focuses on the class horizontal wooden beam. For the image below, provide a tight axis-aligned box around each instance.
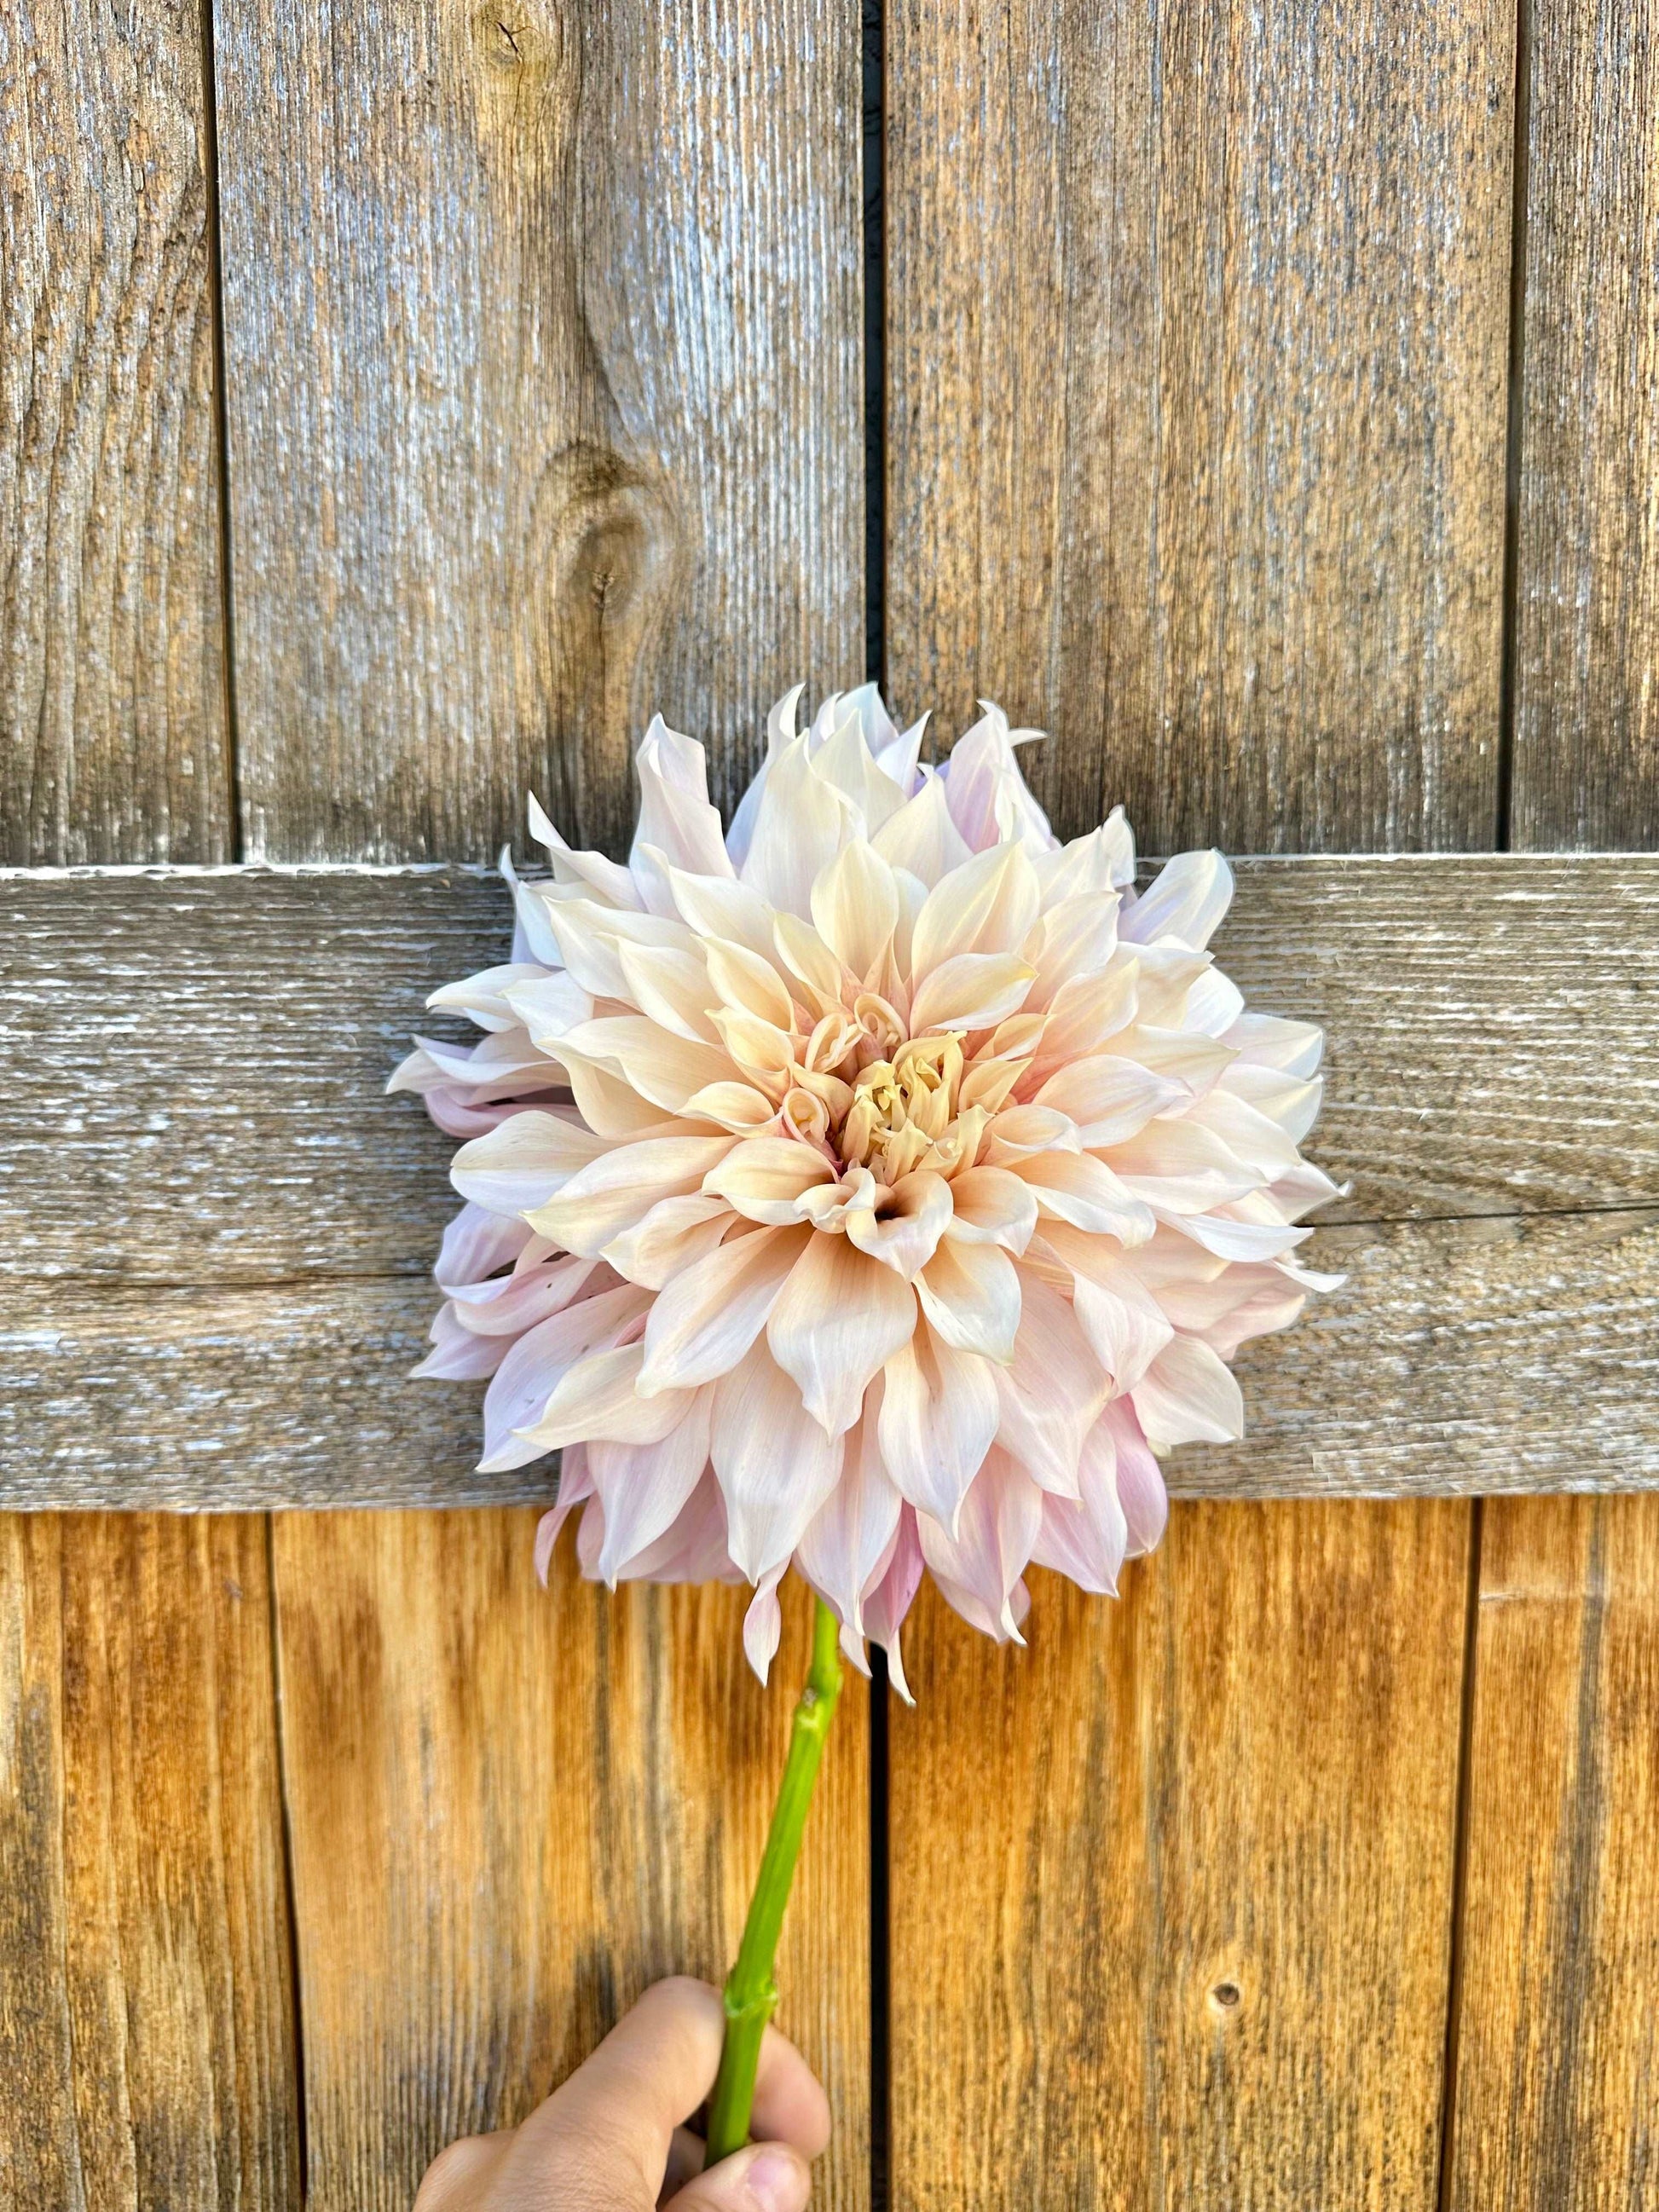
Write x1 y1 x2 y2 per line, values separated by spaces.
3 857 1656 1505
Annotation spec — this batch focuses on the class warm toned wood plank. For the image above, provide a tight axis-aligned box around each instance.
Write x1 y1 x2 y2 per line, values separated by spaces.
0 1514 300 2210
272 1510 869 2210
5 857 1654 1299
1511 0 1659 847
214 0 864 863
1444 1495 1659 2208
883 0 1513 852
7 1206 1656 1510
889 1503 1470 2208
0 0 230 864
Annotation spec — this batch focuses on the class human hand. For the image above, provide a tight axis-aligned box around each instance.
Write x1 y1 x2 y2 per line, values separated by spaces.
413 1976 831 2210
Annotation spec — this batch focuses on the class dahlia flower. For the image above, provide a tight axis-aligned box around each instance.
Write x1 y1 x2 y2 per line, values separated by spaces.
393 686 1337 1698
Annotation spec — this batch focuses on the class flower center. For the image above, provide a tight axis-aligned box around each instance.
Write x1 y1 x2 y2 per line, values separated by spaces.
836 1034 966 1181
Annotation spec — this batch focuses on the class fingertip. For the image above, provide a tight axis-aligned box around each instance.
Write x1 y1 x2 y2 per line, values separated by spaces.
750 2021 832 2160
668 2139 812 2212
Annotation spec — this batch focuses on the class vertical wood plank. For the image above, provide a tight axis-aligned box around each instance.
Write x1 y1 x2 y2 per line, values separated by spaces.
0 0 230 863
1510 0 1659 847
884 0 1513 850
216 0 864 862
1444 1497 1659 2209
889 1508 1470 2209
272 1512 870 2210
0 1516 300 2212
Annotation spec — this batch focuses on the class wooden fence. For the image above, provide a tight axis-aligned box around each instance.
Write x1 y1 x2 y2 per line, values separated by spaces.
3 1 1656 2206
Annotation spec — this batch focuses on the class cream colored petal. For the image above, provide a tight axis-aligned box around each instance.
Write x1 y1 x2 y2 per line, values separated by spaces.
1222 1011 1326 1079
811 840 900 981
872 774 974 887
1121 848 1234 950
1108 1118 1263 1210
680 1080 781 1133
704 937 798 1031
555 1015 735 1118
450 1109 614 1215
1038 1221 1175 1389
916 1446 1043 1641
908 951 1036 1036
515 1341 694 1453
1106 1025 1237 1098
702 1136 835 1223
1032 1054 1188 1146
710 1338 846 1580
915 1236 1020 1361
589 1390 715 1585
740 734 858 916
772 910 847 1009
667 869 781 965
529 794 640 907
1021 892 1121 1008
541 898 695 1002
599 1192 732 1288
991 1271 1107 1495
632 715 732 880
846 1170 955 1279
498 969 595 1049
527 1133 738 1256
795 1415 905 1637
981 1104 1082 1159
427 961 556 1031
812 711 910 832
1005 1150 1159 1244
766 1233 916 1437
638 1222 811 1392
877 1326 999 1533
941 1165 1038 1252
1032 962 1141 1070
910 840 1042 979
708 1003 797 1085
615 939 719 1045
554 1051 685 1138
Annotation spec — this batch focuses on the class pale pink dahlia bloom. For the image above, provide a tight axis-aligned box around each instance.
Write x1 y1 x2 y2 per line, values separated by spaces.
393 688 1337 1695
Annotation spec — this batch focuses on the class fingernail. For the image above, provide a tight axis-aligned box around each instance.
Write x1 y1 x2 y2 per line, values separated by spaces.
745 2146 806 2211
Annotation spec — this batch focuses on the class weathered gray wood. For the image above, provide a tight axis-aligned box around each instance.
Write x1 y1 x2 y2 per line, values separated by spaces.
5 1207 1654 1508
1511 0 1659 849
0 0 231 867
3 856 1654 1296
214 0 864 864
883 0 1514 854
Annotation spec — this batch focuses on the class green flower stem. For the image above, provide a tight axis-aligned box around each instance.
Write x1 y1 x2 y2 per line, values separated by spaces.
705 1595 845 2166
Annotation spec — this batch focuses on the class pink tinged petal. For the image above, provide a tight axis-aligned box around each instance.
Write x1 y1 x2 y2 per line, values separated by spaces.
847 1170 955 1279
811 840 900 979
555 1015 734 1118
1184 967 1246 1037
615 940 720 1045
1185 1089 1314 1179
542 898 694 1002
477 1283 651 1470
528 793 639 906
1162 1210 1315 1262
1032 962 1141 1069
638 1222 811 1392
992 1271 1109 1496
516 1340 693 1457
703 938 798 1031
1117 944 1212 1026
710 1339 846 1580
1105 1402 1169 1553
632 715 732 879
812 712 911 833
668 868 783 965
917 1446 1044 1642
1005 1150 1158 1244
877 1327 1000 1533
1120 848 1234 949
726 684 805 867
425 961 555 1031
766 1236 916 1438
915 1236 1020 1361
589 1390 714 1585
450 1110 614 1215
942 1166 1038 1253
535 1445 594 1583
939 704 1055 853
1110 1025 1236 1098
910 840 1043 978
1032 822 1125 907
795 1416 905 1635
1130 1333 1246 1447
435 1203 536 1291
1109 1118 1264 1211
981 1104 1082 1158
871 773 973 886
527 1135 738 1256
411 1302 511 1380
1219 1064 1326 1142
863 1510 925 1701
743 1567 789 1684
1223 1011 1325 1079
908 951 1037 1035
703 1136 835 1224
600 1193 733 1288
1030 1415 1129 1594
607 1463 743 1586
447 1253 605 1337
1033 1055 1189 1147
1021 892 1121 1007
1040 1222 1175 1389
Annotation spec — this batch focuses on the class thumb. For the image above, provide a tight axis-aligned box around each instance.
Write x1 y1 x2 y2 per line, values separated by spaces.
666 2140 812 2212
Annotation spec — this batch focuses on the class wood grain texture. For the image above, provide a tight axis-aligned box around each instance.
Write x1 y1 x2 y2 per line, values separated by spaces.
883 0 1513 852
0 0 230 864
1511 0 1659 848
214 0 863 863
272 1510 869 2211
888 1503 1470 2209
0 1514 299 2210
5 856 1654 1296
1444 1495 1659 2209
6 1207 1656 1509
